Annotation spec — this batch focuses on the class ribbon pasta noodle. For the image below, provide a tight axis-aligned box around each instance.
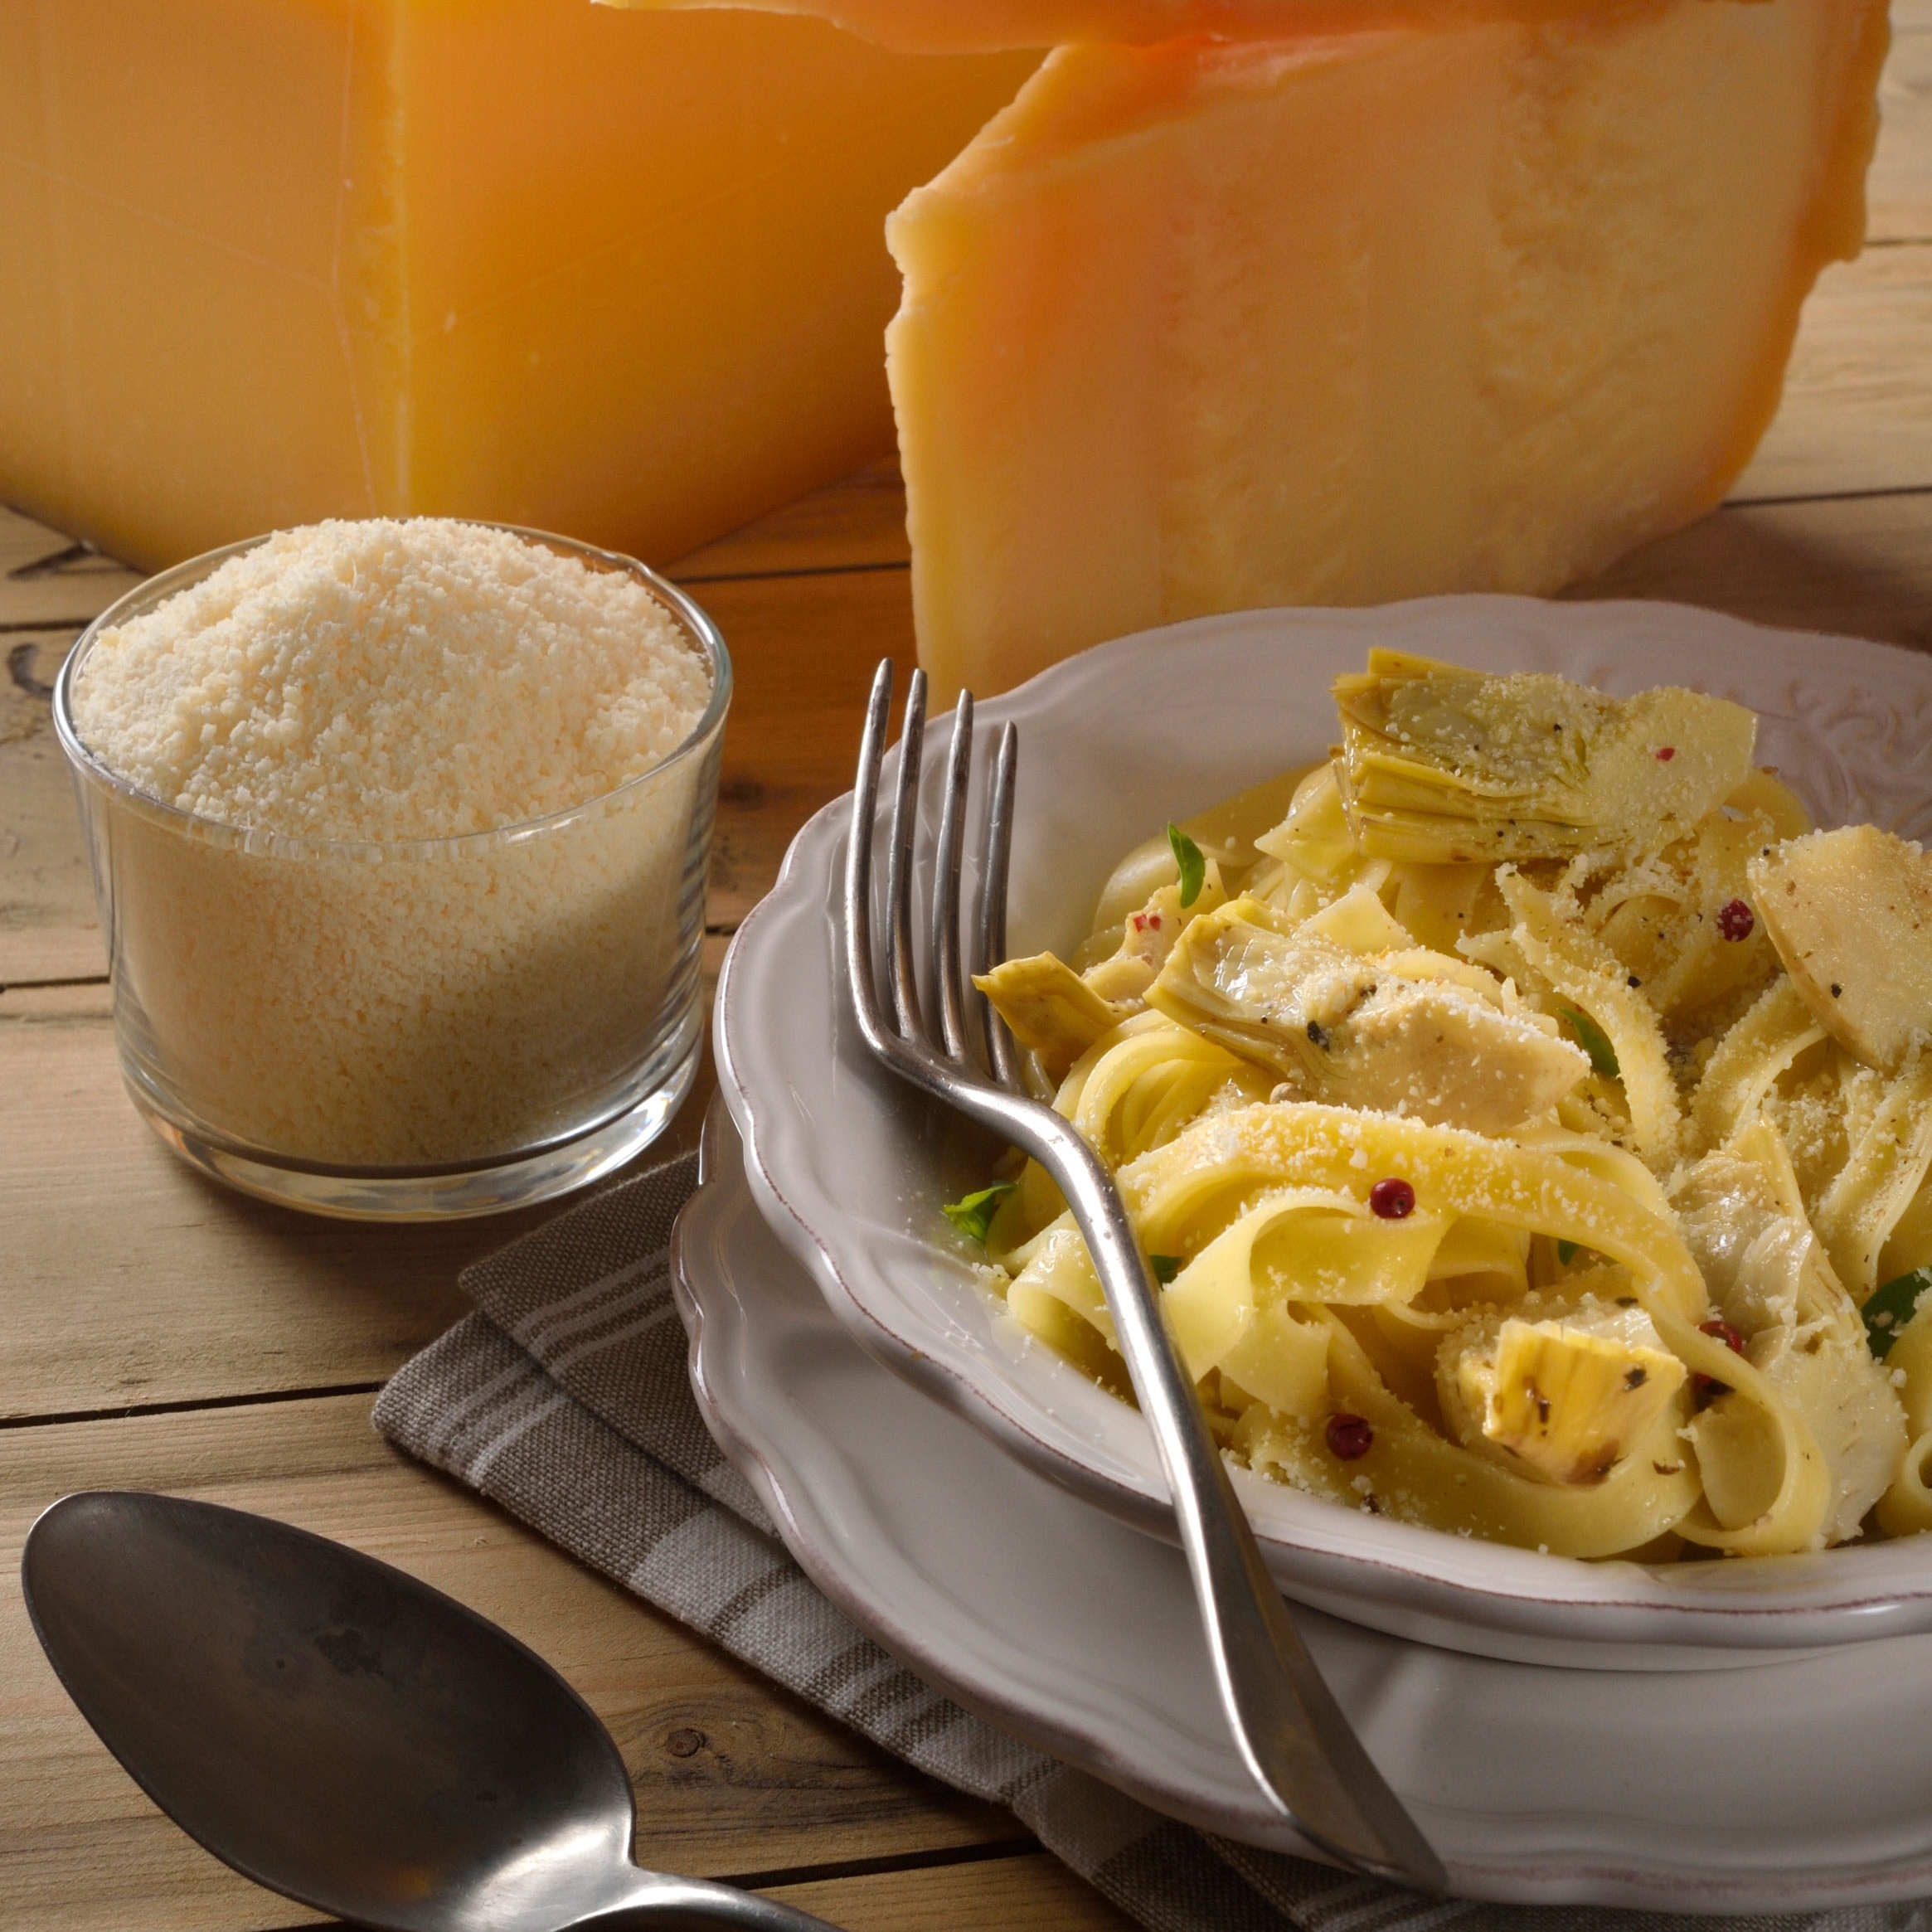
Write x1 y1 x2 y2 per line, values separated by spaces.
963 651 1932 1561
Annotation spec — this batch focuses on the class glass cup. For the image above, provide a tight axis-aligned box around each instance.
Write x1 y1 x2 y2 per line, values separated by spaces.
53 525 731 1221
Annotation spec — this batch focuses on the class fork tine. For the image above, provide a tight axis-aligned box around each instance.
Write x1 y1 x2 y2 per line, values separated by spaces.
884 667 929 1041
973 721 1023 1093
843 659 896 1047
929 692 975 1059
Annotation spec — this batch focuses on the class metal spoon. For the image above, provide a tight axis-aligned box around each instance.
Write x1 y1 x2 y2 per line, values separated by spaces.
22 1490 839 1932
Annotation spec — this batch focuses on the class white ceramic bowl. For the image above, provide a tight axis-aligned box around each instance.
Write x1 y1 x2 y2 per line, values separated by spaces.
716 595 1932 1669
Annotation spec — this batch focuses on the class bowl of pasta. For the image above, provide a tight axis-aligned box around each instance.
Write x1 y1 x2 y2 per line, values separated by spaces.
716 595 1932 1668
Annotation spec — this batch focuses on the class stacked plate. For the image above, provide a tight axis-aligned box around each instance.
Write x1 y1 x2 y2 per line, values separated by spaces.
675 597 1932 1910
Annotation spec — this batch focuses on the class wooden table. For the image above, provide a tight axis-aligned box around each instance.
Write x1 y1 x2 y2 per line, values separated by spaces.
3 24 1930 1920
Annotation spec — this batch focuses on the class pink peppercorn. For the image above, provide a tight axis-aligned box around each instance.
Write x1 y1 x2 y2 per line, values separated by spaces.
1656 746 1677 761
1327 1414 1375 1460
1716 899 1755 941
1700 1318 1745 1356
1368 1177 1415 1219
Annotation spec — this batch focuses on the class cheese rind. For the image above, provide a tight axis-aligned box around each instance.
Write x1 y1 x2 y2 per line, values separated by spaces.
0 2 1036 572
885 0 1887 701
603 0 1739 54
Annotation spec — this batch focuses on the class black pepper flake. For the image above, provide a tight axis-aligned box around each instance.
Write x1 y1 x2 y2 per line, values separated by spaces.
1306 1020 1330 1049
1615 1295 1638 1307
1692 1373 1731 1410
1831 983 1843 998
1624 1366 1648 1389
1535 1395 1551 1425
1627 974 1641 988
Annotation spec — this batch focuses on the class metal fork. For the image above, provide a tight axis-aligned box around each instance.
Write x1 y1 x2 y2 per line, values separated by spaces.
842 660 1447 1894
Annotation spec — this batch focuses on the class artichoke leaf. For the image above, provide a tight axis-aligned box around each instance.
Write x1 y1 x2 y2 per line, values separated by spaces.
1437 1294 1687 1488
975 952 1127 1076
1332 650 1756 864
1147 897 1587 1134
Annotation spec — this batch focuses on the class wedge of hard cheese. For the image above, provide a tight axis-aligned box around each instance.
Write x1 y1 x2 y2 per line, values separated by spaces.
0 2 1036 571
882 0 1886 700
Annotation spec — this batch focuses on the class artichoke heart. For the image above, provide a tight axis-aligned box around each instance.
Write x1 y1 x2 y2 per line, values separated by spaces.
1332 649 1756 863
1147 897 1588 1133
1439 1296 1687 1487
974 951 1126 1075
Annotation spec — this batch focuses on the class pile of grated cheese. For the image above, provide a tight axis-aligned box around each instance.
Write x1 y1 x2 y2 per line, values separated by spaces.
72 518 712 840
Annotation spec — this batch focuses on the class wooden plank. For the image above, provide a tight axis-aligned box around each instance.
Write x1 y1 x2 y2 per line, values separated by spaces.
667 456 910 583
1870 0 1932 245
770 1852 1138 1932
0 1395 1022 1932
0 632 100 987
0 507 142 630
701 566 916 930
1731 243 1932 502
0 944 722 1421
1568 486 1932 653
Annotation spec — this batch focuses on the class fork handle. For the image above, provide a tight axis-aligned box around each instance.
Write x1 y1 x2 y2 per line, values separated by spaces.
973 1093 1445 1895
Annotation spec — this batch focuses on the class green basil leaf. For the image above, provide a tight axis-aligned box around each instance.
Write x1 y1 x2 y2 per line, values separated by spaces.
1864 1266 1932 1359
1149 1254 1182 1285
941 1181 1017 1246
1556 1239 1579 1267
1558 1004 1619 1079
1167 823 1206 909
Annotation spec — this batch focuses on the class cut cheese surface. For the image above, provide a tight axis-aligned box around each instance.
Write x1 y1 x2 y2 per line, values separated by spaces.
885 0 1887 701
0 2 1036 572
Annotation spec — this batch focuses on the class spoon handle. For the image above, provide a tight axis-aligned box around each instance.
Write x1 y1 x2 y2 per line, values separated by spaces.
577 1874 845 1930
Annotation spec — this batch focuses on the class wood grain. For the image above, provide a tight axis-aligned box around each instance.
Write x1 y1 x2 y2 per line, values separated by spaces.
1731 245 1932 502
669 456 910 583
769 1852 1140 1932
1870 0 1932 244
1568 486 1932 654
0 1395 1020 1932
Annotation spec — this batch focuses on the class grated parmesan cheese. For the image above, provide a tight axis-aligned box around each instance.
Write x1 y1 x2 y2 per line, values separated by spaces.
72 518 711 840
66 520 721 1170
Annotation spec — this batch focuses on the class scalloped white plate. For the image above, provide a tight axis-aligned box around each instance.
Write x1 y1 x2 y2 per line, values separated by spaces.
716 595 1932 1670
674 1099 1932 1910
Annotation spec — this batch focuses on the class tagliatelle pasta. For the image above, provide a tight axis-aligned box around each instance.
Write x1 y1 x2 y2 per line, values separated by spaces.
962 651 1932 1561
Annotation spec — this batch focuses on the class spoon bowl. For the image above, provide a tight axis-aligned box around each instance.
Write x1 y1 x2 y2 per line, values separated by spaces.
22 1491 836 1932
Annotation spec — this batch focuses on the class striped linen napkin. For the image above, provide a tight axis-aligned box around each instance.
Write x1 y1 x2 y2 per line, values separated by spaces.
373 1151 1913 1932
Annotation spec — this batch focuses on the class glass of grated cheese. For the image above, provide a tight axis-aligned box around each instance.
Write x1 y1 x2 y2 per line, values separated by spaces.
53 518 731 1220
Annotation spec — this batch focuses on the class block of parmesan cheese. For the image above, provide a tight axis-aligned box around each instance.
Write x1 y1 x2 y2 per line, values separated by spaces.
881 0 1886 700
0 2 1035 571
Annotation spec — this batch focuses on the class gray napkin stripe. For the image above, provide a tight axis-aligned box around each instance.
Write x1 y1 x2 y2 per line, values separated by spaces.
374 1153 1929 1932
